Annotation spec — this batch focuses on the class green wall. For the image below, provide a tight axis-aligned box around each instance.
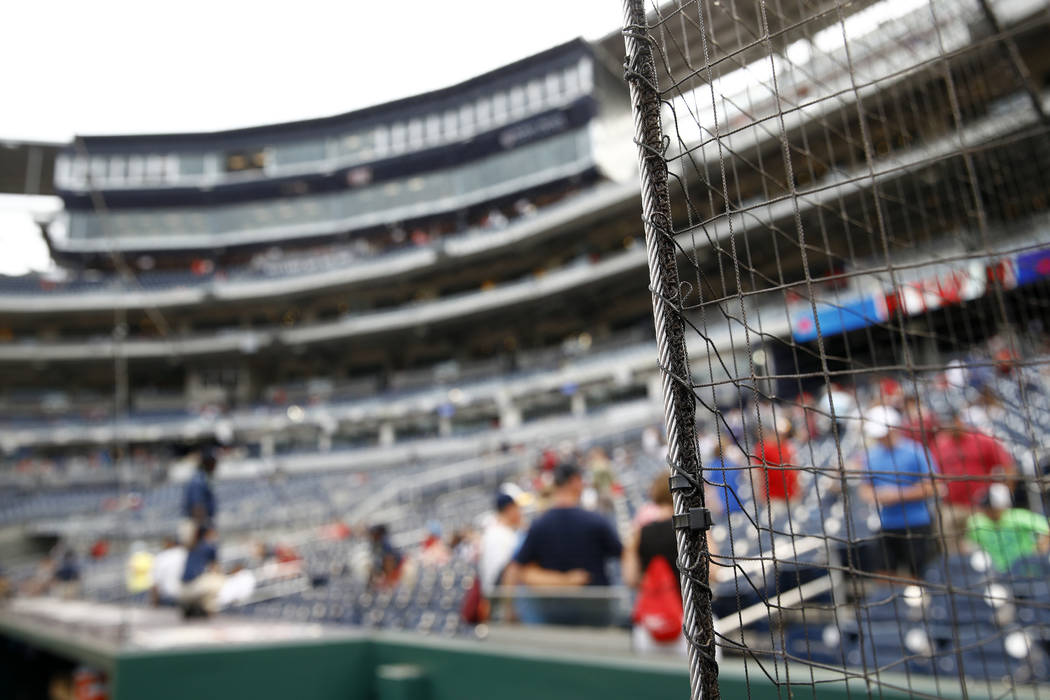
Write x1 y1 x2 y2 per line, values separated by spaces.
113 638 372 700
2 620 1026 700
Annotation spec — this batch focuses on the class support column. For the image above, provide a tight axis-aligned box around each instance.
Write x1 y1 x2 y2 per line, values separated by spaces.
570 392 586 417
379 422 396 447
497 390 522 430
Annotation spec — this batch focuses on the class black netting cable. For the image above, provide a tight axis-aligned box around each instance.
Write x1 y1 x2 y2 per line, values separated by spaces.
623 2 721 698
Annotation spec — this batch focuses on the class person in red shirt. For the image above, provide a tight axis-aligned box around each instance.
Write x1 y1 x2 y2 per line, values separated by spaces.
752 417 799 503
899 395 939 446
929 409 1016 553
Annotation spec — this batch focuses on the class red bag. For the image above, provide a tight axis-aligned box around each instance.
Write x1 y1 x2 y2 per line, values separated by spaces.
460 576 489 625
632 555 683 642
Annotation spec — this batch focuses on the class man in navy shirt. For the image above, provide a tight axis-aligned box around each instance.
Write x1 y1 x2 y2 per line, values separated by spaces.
860 406 938 578
180 450 217 545
514 463 623 587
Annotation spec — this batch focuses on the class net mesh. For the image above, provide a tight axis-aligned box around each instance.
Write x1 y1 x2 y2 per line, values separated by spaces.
622 0 1050 696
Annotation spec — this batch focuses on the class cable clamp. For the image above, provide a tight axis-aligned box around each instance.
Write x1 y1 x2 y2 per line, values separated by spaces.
672 507 713 532
668 474 691 492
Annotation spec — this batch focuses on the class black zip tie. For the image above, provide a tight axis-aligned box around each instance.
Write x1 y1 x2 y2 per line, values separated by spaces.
669 474 692 492
672 507 713 532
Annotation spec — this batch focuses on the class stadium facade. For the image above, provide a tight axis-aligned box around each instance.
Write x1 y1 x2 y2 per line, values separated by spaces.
0 39 669 478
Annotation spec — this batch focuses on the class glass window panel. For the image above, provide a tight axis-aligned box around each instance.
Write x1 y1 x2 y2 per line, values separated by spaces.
545 72 561 101
459 103 475 136
146 156 166 181
492 92 508 123
578 57 594 92
563 66 580 96
179 153 205 176
390 123 406 152
164 155 179 181
277 139 325 165
127 157 144 183
527 80 543 110
442 110 458 140
475 98 492 129
509 87 526 117
425 115 441 145
408 118 424 149
55 155 71 183
89 157 107 184
373 127 390 157
108 157 126 182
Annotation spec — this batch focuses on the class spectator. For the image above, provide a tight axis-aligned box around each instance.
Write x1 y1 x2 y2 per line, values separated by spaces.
752 417 799 503
479 493 523 596
52 549 81 599
419 522 451 568
624 475 722 657
179 526 223 617
900 395 939 445
449 529 478 562
623 475 683 654
368 524 402 589
966 484 1050 572
152 537 187 606
632 468 670 530
586 447 616 515
513 463 622 587
217 561 256 609
89 539 110 560
859 406 938 578
929 409 1016 553
623 476 679 588
818 383 859 436
180 449 218 546
513 198 537 217
482 208 508 229
125 541 154 595
707 439 747 516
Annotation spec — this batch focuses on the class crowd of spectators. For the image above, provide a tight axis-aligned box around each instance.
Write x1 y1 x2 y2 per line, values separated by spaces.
5 338 1050 665
0 182 579 296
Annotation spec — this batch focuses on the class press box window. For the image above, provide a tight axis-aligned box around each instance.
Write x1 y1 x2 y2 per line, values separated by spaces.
225 148 267 173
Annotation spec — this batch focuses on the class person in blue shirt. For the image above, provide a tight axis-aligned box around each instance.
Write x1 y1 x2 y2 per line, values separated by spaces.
514 463 623 586
860 406 938 577
511 462 622 625
180 449 218 545
706 441 747 516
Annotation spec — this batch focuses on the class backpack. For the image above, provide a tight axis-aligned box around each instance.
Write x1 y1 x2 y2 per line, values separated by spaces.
632 555 683 643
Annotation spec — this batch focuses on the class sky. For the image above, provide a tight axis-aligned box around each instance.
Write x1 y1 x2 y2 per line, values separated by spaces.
0 0 623 274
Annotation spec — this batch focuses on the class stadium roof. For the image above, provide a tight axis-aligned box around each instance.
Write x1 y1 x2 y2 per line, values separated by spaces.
71 39 594 151
0 139 60 196
594 0 886 93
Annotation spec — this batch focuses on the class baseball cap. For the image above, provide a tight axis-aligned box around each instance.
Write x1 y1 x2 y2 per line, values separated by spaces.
552 462 582 487
199 448 218 469
982 483 1013 510
863 405 901 439
495 493 516 512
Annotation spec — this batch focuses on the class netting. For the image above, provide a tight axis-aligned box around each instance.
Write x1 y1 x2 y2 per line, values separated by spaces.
621 0 1050 697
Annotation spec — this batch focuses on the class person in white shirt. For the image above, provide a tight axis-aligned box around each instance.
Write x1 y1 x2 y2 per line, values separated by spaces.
478 494 523 596
217 562 256 609
151 538 187 606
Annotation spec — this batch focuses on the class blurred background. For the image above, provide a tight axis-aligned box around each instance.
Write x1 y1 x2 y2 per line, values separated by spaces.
3 0 1050 698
